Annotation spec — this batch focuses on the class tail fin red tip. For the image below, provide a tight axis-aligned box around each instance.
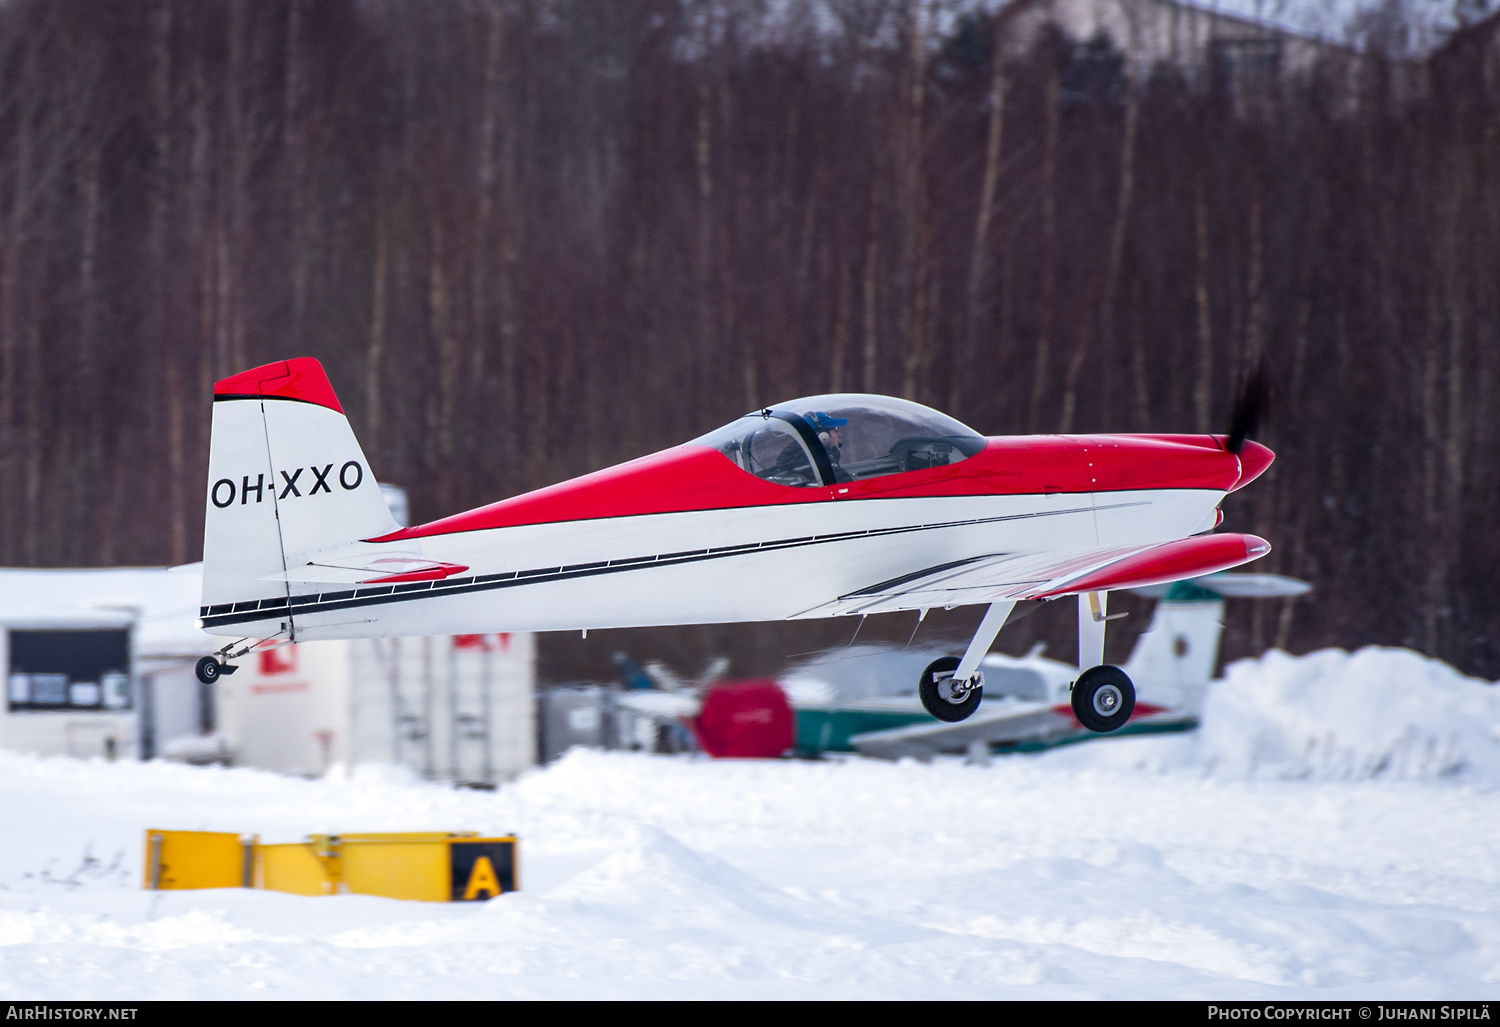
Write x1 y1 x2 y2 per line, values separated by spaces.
213 357 344 414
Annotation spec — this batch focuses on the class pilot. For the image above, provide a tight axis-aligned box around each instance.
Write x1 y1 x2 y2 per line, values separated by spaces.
808 411 850 479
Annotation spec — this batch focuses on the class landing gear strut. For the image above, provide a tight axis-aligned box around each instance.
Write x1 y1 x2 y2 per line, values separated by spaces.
916 601 1015 724
195 637 259 685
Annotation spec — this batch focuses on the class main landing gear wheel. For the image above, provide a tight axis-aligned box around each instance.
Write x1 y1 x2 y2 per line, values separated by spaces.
195 656 223 685
918 656 984 723
1071 665 1136 733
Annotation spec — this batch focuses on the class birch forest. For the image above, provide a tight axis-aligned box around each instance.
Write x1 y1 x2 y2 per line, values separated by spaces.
0 0 1497 677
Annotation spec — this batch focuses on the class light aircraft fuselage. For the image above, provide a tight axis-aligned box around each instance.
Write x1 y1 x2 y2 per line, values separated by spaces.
195 358 1274 731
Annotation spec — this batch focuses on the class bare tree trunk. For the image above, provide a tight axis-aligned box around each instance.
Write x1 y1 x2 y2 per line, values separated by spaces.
953 12 1008 415
76 136 102 560
1028 55 1061 431
861 177 882 394
496 115 521 473
470 0 503 404
528 322 552 486
695 73 715 394
99 422 129 566
1437 174 1470 658
1420 158 1470 654
214 222 234 378
1129 277 1149 427
899 0 929 401
430 221 459 510
282 0 310 352
1273 512 1306 652
1058 321 1089 434
0 79 33 561
1192 179 1214 433
148 0 184 564
1420 283 1443 653
1442 290 1465 540
1100 59 1139 426
223 0 252 373
366 216 388 451
189 28 215 479
22 319 41 564
167 359 187 564
830 253 851 392
1243 187 1265 368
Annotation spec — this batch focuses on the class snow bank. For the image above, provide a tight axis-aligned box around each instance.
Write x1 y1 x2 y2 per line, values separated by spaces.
4 645 1500 998
1198 647 1500 781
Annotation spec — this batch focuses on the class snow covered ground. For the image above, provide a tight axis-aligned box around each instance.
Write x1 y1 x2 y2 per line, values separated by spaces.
4 646 1500 999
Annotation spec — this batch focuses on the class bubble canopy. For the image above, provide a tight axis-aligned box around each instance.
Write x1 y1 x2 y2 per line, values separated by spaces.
693 394 986 488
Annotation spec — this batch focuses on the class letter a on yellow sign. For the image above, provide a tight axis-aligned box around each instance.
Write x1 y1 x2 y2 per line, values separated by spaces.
463 855 501 900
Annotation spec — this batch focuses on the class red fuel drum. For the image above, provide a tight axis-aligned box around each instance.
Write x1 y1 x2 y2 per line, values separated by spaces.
693 680 795 759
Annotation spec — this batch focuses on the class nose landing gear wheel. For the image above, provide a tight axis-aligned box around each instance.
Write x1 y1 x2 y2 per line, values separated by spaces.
1071 665 1135 733
195 656 222 685
918 656 984 723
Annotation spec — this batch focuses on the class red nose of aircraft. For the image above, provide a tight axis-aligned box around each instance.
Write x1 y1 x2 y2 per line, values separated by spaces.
1230 440 1274 492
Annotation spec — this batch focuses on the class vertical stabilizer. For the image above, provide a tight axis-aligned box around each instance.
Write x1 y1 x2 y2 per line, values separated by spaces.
1123 586 1225 708
1122 573 1311 709
201 358 397 630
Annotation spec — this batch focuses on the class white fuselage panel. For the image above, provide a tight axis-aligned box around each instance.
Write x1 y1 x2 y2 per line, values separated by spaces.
207 487 1221 641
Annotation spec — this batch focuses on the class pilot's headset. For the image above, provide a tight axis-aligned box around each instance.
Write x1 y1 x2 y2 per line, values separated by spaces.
808 411 848 457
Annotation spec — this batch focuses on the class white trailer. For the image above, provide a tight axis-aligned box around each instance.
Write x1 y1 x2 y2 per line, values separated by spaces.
214 633 536 783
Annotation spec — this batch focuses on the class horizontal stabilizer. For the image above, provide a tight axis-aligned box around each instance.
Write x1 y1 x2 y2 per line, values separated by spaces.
261 558 469 586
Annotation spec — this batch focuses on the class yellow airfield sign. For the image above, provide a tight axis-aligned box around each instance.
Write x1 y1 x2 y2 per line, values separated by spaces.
143 829 518 901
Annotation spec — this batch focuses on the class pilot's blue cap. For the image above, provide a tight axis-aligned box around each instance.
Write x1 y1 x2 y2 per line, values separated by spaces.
808 411 848 430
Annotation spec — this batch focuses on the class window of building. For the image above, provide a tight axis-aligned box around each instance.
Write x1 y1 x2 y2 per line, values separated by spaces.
7 629 131 712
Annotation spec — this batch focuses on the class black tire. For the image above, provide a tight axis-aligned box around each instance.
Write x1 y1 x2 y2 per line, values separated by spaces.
1071 665 1136 733
195 656 221 685
918 656 983 723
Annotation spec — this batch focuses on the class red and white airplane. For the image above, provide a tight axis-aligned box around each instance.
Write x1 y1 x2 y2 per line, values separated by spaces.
195 357 1274 733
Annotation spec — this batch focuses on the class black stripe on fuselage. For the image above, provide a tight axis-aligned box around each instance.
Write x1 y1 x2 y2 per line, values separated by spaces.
199 499 1149 629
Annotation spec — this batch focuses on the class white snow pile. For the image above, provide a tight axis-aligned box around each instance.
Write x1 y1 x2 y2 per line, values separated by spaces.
2 644 1500 999
7 745 1500 999
1198 647 1500 782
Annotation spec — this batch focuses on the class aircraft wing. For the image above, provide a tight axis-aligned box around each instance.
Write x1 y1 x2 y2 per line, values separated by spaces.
794 532 1269 617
